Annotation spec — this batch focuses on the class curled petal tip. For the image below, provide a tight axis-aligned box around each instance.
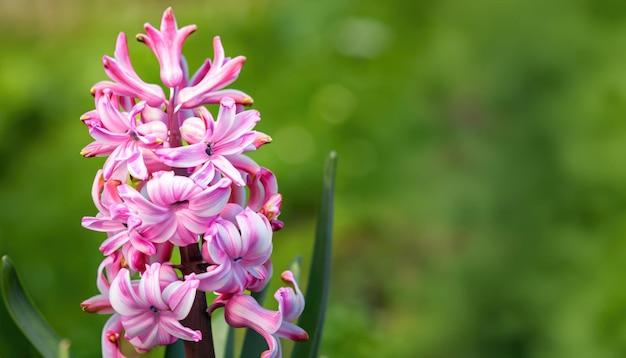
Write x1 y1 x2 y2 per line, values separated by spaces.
253 132 272 149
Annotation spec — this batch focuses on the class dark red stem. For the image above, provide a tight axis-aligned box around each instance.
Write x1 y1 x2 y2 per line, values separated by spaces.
179 243 215 358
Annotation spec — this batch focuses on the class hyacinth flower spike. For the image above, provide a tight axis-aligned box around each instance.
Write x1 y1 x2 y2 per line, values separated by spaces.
58 7 339 358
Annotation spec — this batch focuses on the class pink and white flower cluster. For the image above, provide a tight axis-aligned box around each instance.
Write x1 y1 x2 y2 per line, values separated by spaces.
80 8 306 357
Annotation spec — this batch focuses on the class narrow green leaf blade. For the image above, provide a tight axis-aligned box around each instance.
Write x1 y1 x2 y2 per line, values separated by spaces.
164 339 184 358
223 325 236 358
1 255 68 358
239 282 272 357
292 151 337 358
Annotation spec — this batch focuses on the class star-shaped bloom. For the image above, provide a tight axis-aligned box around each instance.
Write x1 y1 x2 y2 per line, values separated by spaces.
137 7 196 88
92 33 166 107
157 97 260 186
109 263 201 351
81 91 168 180
209 271 308 358
198 206 272 293
176 36 252 109
118 171 231 247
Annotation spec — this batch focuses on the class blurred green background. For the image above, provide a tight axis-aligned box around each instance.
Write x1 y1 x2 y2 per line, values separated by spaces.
2 0 626 356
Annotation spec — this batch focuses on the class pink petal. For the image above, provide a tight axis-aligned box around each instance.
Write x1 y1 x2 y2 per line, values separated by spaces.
195 261 232 292
137 8 196 87
189 177 231 216
80 141 116 157
81 216 125 233
99 231 130 256
139 263 168 310
219 108 261 145
109 269 143 316
237 209 272 265
176 37 248 109
212 97 237 141
101 314 127 358
189 162 217 187
224 293 282 334
163 277 199 319
118 184 170 223
160 312 202 342
182 89 253 107
81 293 114 314
212 132 256 156
102 33 165 107
211 155 245 186
129 230 157 255
156 143 209 168
126 148 148 180
122 310 158 339
170 224 199 246
278 271 305 321
276 321 308 341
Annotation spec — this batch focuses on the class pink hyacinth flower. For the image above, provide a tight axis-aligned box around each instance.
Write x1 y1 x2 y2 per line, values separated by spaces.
80 253 127 357
81 91 168 180
93 33 166 108
198 207 272 293
177 36 252 109
117 171 231 247
137 7 196 88
210 270 308 358
81 170 134 249
157 97 260 186
109 263 202 352
81 252 124 314
101 314 126 358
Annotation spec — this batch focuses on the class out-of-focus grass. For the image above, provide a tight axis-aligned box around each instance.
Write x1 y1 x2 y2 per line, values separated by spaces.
3 0 626 357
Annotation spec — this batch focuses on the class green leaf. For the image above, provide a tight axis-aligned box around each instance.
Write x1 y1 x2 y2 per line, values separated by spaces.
223 325 235 358
291 151 337 358
164 339 184 358
1 255 71 358
213 308 235 358
239 282 272 357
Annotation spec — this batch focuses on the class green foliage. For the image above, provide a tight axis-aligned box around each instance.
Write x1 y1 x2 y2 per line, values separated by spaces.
164 340 184 358
1 256 72 358
292 151 336 358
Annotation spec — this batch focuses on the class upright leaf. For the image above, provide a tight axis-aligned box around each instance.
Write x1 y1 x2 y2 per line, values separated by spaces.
1 255 70 358
165 339 184 358
291 151 337 358
223 326 236 358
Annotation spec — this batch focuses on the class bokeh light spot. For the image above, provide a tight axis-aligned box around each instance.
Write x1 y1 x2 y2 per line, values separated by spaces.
310 83 357 124
333 17 392 59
